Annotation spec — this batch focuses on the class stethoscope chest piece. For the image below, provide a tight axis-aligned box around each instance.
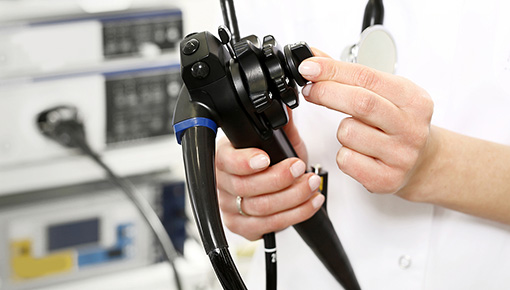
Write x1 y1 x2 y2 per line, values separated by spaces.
341 24 397 74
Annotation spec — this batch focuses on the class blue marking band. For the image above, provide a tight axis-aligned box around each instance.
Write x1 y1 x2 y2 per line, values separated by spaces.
173 117 218 144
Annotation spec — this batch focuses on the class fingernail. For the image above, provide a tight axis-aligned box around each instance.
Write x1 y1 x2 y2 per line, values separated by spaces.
312 194 325 209
337 147 349 168
308 175 321 191
290 160 306 178
249 154 270 170
301 83 312 97
298 60 321 77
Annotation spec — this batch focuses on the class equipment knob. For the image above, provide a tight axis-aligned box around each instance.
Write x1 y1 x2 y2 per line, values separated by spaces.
234 38 272 113
284 42 313 86
262 35 299 109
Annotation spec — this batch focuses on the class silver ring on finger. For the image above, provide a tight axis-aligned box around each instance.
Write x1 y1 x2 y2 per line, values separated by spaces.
236 196 250 217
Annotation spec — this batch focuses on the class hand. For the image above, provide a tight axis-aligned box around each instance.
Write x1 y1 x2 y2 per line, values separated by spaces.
216 111 324 241
298 57 434 197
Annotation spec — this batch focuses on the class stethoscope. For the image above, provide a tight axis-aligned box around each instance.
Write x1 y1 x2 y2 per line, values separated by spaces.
342 0 397 74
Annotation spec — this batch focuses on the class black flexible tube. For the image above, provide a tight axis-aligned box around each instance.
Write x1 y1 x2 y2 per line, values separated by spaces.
219 0 241 44
265 131 361 290
264 233 277 290
294 211 360 290
362 0 384 31
181 126 247 290
83 148 184 290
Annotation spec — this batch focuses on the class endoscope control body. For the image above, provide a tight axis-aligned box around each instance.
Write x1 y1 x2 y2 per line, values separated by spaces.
173 29 360 290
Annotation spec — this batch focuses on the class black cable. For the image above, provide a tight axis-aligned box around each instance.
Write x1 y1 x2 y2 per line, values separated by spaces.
77 139 184 290
264 233 277 290
37 107 183 290
362 0 384 31
219 0 240 44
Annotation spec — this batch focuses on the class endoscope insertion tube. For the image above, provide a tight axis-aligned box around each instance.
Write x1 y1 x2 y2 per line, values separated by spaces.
180 124 247 290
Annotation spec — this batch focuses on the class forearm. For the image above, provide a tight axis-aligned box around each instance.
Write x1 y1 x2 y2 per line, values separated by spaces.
401 126 510 224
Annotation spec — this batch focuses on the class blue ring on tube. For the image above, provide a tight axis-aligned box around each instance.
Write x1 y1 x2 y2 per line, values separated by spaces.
174 117 218 144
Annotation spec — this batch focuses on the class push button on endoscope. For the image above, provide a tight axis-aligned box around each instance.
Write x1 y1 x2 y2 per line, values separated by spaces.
191 61 210 79
183 38 200 55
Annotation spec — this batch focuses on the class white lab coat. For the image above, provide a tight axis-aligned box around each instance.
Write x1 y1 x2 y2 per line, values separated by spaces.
229 0 510 289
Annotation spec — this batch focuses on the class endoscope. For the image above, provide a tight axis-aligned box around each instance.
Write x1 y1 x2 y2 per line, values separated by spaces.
171 0 391 289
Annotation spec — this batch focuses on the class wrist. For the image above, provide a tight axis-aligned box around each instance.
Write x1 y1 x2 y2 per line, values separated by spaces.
396 125 443 203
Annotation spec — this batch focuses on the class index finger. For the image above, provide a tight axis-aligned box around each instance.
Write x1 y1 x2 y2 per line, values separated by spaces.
310 47 331 58
299 57 416 108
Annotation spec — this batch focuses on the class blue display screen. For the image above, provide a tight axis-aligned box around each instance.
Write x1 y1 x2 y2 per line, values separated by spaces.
47 218 100 251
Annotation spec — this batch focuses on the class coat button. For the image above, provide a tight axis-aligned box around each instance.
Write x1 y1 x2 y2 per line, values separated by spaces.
399 255 412 269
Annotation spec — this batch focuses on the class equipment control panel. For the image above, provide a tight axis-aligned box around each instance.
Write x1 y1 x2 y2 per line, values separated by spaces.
105 66 182 144
0 9 183 79
0 177 158 290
